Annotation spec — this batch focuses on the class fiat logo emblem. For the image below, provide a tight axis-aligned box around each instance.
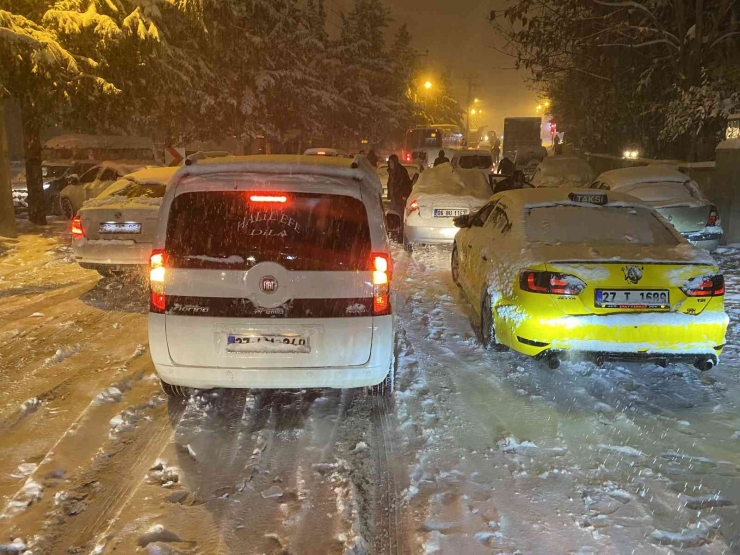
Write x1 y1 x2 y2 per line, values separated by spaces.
260 276 278 294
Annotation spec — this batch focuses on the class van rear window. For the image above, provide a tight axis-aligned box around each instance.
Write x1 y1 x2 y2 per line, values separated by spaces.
165 191 372 271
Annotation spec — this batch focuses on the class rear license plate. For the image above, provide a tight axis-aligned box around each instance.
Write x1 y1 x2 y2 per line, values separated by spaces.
99 222 141 234
596 289 669 309
226 334 310 354
434 208 468 218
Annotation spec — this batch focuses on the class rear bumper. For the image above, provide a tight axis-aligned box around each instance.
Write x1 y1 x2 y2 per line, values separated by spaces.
73 238 152 267
498 302 728 361
683 231 721 252
404 223 460 244
148 313 394 390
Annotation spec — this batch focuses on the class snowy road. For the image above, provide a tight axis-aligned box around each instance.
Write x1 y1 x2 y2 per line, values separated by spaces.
1 221 740 554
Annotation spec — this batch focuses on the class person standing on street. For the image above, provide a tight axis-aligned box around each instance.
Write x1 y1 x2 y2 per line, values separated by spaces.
493 137 501 164
387 154 412 210
366 149 380 168
433 150 449 167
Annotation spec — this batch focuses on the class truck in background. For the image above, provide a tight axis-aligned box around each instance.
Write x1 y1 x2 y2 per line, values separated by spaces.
501 117 547 177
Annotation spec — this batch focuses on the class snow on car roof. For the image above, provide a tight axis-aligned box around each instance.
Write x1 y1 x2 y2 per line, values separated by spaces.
43 134 154 150
303 148 348 156
598 165 690 188
413 163 490 199
173 154 382 194
496 187 646 209
122 166 179 186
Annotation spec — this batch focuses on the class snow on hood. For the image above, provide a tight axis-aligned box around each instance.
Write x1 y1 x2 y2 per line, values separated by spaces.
122 166 178 186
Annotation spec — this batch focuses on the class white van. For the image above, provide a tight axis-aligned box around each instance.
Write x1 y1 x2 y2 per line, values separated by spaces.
148 155 395 397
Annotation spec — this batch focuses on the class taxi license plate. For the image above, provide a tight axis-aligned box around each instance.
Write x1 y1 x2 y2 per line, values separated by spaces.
99 222 141 234
596 289 669 309
434 208 468 218
226 334 310 354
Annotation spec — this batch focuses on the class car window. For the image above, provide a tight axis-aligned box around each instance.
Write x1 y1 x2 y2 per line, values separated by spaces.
79 167 100 183
619 181 698 202
99 169 118 181
487 207 510 235
166 191 372 271
474 202 497 224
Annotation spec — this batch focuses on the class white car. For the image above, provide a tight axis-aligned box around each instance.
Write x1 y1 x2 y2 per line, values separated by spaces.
403 163 492 251
71 167 178 276
303 147 349 157
377 161 423 200
451 149 494 179
592 166 723 252
148 155 395 396
531 156 595 188
59 161 148 218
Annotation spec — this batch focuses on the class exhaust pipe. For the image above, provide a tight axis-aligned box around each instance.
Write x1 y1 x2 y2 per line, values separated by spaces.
694 357 715 372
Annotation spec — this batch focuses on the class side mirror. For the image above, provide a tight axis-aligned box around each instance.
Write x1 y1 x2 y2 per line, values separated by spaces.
67 174 80 185
454 214 473 228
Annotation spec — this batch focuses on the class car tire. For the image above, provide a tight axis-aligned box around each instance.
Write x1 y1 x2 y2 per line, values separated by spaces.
60 197 74 220
50 194 62 216
451 243 461 286
160 379 189 398
403 232 413 252
480 291 507 352
369 360 395 398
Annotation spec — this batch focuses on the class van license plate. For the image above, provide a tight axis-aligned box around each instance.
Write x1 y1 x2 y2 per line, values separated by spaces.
99 222 141 234
434 208 468 217
226 334 310 354
596 290 669 308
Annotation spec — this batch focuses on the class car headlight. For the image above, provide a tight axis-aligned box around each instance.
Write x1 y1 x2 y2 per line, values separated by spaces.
43 183 51 190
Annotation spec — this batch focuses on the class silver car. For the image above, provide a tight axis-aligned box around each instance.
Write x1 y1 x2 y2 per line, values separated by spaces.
592 166 722 252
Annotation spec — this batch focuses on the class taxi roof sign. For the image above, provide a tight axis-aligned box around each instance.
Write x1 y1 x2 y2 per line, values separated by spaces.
568 192 607 205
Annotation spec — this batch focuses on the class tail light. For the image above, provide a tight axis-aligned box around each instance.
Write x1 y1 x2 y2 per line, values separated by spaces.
707 206 719 227
682 274 724 297
404 152 412 162
406 199 419 217
71 216 84 237
149 249 166 313
372 253 391 316
520 271 586 296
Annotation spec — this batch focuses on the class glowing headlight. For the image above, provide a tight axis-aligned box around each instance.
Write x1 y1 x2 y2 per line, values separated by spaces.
43 183 51 190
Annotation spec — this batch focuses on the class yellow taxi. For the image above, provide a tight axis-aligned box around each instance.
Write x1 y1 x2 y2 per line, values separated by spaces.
451 188 728 370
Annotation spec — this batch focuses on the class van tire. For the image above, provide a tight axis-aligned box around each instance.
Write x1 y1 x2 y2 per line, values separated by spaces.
160 379 189 398
369 361 395 398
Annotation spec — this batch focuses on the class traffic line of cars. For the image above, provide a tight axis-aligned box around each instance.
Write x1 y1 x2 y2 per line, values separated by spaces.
63 152 730 399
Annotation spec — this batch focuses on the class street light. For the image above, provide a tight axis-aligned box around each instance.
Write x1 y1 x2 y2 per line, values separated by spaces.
424 81 433 89
544 100 550 107
470 109 477 115
536 104 543 112
474 98 480 103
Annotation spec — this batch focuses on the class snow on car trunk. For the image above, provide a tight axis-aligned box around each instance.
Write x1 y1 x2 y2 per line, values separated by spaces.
80 200 160 242
410 164 491 222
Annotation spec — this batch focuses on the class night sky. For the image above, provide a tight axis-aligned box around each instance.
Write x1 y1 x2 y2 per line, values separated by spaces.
328 0 539 136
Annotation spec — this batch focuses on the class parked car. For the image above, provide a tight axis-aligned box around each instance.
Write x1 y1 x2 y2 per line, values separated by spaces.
402 163 491 252
147 155 395 397
531 156 595 188
42 160 97 215
452 188 728 371
451 149 494 180
303 147 349 157
592 166 722 251
71 167 177 276
59 161 149 219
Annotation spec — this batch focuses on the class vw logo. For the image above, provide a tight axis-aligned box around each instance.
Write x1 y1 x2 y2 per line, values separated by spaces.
622 265 643 284
259 275 278 294
114 211 122 220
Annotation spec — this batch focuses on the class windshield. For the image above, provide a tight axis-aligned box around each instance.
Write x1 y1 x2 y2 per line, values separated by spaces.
42 165 68 179
405 129 442 149
458 154 492 169
103 179 167 199
617 181 699 202
526 205 680 245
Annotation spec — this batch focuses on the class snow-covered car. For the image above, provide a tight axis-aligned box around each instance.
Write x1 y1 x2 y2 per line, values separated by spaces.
592 166 723 251
451 149 494 179
59 161 150 219
303 147 349 157
531 156 595 188
42 160 97 215
403 163 492 251
147 155 395 397
71 167 177 276
451 188 728 370
377 161 423 200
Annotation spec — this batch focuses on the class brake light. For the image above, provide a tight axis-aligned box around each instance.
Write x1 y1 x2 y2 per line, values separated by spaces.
406 199 419 217
317 151 326 156
404 152 412 162
707 206 719 227
250 194 287 203
71 216 84 237
682 274 724 297
372 253 391 316
149 249 166 313
520 271 586 295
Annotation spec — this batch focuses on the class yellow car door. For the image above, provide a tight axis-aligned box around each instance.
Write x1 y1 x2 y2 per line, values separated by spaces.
468 205 512 310
457 202 497 302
